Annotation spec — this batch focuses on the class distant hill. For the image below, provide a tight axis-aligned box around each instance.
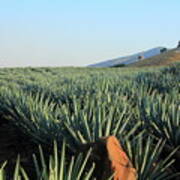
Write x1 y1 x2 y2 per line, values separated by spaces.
88 47 166 67
129 48 180 67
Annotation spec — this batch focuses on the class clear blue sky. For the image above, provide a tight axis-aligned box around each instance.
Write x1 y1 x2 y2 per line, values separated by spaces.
0 0 180 67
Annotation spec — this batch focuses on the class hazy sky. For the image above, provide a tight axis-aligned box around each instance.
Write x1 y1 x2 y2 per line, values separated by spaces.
0 0 180 67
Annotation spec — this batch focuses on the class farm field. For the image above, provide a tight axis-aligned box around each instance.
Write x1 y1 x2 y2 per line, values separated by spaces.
0 64 180 180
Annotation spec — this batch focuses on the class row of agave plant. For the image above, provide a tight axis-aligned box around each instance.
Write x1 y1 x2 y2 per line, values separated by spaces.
0 64 179 179
0 140 178 180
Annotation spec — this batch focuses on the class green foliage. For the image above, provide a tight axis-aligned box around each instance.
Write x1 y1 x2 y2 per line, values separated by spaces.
0 64 179 179
0 141 95 180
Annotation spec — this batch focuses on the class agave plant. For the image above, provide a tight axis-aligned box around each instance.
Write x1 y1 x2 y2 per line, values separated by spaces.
137 93 180 148
124 134 180 180
0 90 63 146
0 141 96 180
0 64 179 179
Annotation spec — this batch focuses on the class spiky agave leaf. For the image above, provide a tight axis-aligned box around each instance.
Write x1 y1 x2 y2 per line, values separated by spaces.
60 92 139 148
34 141 95 180
0 90 64 146
137 93 180 148
0 141 96 180
0 162 7 180
124 134 180 180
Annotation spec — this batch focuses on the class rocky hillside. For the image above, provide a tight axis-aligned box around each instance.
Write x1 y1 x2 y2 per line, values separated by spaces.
129 48 180 67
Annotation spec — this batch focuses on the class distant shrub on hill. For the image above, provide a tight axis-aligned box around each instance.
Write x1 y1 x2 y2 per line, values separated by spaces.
111 64 126 68
160 48 167 53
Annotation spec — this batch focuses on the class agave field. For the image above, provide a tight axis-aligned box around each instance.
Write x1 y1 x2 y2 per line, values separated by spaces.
0 64 180 180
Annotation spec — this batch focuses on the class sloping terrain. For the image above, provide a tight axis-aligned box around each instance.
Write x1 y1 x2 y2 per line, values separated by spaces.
129 48 180 67
89 47 166 67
